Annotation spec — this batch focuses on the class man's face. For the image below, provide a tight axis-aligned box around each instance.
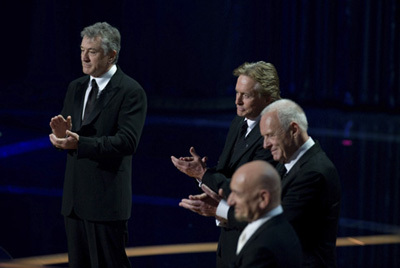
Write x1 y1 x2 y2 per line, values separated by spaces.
228 176 260 222
80 36 113 77
235 75 268 120
260 111 294 163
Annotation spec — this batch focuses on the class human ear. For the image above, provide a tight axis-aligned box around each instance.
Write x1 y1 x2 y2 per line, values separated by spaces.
108 50 117 63
259 190 270 209
290 122 299 138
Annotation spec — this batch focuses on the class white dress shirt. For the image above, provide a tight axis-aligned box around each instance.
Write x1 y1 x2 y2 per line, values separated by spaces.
82 65 117 120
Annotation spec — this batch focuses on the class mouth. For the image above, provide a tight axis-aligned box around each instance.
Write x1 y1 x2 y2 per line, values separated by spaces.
270 149 279 157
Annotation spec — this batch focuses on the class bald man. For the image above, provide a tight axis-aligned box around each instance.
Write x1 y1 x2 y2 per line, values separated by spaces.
227 160 302 268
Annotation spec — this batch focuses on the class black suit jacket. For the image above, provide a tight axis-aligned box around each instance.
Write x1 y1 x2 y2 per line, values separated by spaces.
202 116 273 195
232 214 302 268
202 115 276 268
279 141 341 268
60 67 147 221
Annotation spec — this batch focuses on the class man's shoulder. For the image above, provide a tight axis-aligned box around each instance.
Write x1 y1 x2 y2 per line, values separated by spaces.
302 143 336 170
112 67 145 92
69 75 89 86
229 115 245 126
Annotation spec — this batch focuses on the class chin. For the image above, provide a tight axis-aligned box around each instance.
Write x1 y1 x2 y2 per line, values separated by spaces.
234 213 248 222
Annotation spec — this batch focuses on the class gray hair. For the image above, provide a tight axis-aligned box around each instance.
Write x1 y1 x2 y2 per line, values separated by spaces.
261 99 308 132
81 22 121 64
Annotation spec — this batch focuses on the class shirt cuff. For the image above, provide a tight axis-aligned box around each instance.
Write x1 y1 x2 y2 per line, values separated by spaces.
216 199 229 220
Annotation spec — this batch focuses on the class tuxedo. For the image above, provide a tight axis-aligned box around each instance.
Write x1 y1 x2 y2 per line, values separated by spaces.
59 66 147 267
279 141 341 268
232 214 302 268
202 115 276 268
60 67 147 221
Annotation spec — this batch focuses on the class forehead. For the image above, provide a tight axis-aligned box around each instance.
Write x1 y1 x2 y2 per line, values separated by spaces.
81 36 103 50
261 112 280 131
236 75 257 92
231 175 245 191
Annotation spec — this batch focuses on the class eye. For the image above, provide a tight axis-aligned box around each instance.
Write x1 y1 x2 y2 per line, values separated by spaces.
265 133 276 139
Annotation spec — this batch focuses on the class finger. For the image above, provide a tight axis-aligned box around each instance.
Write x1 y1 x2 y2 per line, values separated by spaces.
57 115 66 121
179 200 197 209
49 134 57 146
202 184 221 202
189 147 200 158
180 157 194 161
66 116 72 129
218 188 225 199
171 156 181 166
49 134 63 148
182 198 203 206
201 184 216 196
189 193 207 200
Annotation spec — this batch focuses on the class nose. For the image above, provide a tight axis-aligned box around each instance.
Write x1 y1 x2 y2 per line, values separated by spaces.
227 193 234 206
235 94 243 105
263 137 271 149
81 51 89 62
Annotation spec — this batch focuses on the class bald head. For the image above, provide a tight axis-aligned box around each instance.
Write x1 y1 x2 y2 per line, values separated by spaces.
227 160 281 222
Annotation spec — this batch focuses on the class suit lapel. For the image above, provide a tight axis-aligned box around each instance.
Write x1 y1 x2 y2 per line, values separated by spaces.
73 79 89 130
281 142 321 189
229 123 261 166
216 117 243 169
236 215 282 260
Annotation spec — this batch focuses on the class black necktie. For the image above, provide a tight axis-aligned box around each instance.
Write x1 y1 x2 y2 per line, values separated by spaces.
229 120 249 166
278 165 287 179
239 120 248 139
83 79 99 123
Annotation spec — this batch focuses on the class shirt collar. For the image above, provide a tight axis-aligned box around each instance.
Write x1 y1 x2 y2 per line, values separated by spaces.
242 205 283 238
245 115 260 132
90 65 117 92
285 137 315 172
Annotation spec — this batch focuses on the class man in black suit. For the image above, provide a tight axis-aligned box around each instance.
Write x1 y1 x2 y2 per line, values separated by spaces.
171 61 280 268
227 160 302 268
49 22 147 268
260 99 341 267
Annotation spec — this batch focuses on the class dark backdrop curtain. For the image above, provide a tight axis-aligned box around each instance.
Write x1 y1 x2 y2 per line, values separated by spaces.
2 0 399 113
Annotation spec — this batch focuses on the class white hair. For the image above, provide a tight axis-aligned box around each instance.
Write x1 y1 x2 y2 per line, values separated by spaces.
261 99 308 131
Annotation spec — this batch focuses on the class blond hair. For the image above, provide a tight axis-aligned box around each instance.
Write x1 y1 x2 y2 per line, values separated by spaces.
233 61 281 101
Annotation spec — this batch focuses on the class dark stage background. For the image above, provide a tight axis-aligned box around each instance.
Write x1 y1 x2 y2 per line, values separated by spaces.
1 1 399 267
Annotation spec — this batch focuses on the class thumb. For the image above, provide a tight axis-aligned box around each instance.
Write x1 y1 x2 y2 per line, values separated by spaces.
66 130 79 140
218 188 225 199
190 147 200 158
